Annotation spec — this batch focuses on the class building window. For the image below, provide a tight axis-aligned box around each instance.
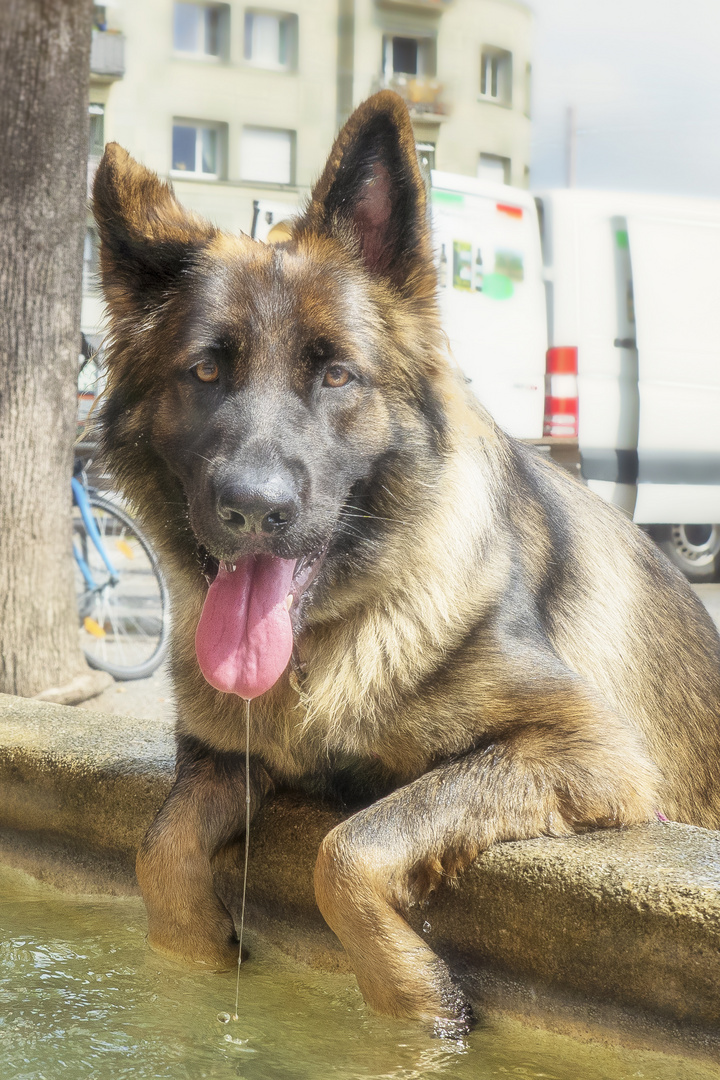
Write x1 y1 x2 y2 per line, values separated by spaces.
173 3 229 59
171 121 226 178
480 47 512 106
240 126 295 184
393 37 417 75
382 34 436 77
87 104 105 195
244 11 298 70
477 153 511 185
88 103 104 158
83 226 100 294
93 4 108 31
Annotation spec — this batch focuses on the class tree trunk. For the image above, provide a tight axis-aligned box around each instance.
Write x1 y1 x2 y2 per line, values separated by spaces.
0 0 95 696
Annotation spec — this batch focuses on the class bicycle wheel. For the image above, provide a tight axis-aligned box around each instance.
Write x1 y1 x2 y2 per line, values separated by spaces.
73 492 170 680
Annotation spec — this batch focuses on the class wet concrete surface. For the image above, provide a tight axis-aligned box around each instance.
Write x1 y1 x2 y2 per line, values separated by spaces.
2 690 720 1055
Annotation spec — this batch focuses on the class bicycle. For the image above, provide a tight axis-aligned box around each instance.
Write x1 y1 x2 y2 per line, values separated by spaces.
72 462 170 680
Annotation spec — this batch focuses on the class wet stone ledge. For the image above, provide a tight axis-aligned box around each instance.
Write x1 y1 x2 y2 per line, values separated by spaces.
1 692 719 1057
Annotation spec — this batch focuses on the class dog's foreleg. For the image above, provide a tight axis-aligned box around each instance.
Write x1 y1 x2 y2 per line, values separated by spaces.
314 687 658 1034
136 734 272 969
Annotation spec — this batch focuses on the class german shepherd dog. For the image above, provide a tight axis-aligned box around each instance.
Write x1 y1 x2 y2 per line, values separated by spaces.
93 92 720 1035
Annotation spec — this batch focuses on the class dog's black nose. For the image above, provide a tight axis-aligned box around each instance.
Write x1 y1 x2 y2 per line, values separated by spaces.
216 476 298 535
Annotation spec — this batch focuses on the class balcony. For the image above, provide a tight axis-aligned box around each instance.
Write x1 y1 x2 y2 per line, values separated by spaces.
90 29 125 80
376 0 452 11
378 75 447 120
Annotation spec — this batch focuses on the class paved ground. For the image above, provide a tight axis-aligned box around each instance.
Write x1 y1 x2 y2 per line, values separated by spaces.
77 659 175 722
79 584 720 722
697 582 720 630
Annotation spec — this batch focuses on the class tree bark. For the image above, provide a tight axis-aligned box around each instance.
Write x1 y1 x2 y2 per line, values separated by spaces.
0 0 94 696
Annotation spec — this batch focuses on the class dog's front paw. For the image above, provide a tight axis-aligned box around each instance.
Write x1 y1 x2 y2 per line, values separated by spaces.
145 907 240 971
431 978 474 1040
137 839 242 970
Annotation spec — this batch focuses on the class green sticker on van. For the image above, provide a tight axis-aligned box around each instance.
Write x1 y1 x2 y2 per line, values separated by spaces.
494 250 524 282
453 241 472 290
482 273 514 300
432 190 465 206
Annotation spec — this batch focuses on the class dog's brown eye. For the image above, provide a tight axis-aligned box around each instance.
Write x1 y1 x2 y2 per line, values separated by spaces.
323 365 352 388
194 359 220 383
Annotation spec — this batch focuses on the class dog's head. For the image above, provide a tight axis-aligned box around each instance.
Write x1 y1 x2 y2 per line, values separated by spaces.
93 92 451 698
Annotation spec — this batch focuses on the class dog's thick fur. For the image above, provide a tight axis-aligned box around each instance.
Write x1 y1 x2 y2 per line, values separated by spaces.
93 92 720 1034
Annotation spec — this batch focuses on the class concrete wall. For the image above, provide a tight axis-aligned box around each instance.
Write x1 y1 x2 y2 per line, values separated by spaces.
95 0 532 206
346 0 532 183
438 0 532 184
94 0 338 226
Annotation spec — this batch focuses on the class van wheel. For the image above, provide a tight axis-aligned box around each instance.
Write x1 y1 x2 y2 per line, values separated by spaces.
653 524 720 583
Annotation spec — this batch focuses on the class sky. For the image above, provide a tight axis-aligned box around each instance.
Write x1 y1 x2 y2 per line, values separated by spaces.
528 0 720 195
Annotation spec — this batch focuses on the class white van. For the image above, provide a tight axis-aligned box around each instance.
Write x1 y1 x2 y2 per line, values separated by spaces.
253 178 549 443
430 171 548 440
536 190 720 581
251 184 720 581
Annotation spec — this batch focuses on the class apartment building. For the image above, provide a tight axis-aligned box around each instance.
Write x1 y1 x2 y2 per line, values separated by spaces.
84 0 533 336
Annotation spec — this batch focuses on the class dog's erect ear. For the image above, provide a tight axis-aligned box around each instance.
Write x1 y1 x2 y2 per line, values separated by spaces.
296 92 433 292
93 143 216 312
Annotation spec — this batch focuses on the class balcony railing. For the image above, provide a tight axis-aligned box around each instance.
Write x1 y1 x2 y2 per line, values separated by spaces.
90 29 125 79
376 0 452 10
378 75 447 118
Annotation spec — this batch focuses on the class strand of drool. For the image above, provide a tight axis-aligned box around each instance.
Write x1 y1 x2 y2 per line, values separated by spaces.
232 696 251 1021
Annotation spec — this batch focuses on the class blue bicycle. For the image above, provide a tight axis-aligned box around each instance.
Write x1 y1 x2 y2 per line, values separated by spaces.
72 465 169 680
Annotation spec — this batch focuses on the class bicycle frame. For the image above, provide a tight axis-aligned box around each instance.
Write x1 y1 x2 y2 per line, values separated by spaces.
71 475 119 589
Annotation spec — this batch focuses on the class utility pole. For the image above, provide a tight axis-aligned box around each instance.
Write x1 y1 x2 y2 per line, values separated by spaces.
566 105 577 188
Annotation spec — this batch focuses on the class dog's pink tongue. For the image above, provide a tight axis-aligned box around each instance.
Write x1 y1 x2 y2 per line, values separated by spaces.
195 555 296 699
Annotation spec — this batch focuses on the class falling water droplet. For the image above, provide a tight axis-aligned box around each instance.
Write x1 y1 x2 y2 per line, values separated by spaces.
217 1012 231 1024
422 920 431 934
